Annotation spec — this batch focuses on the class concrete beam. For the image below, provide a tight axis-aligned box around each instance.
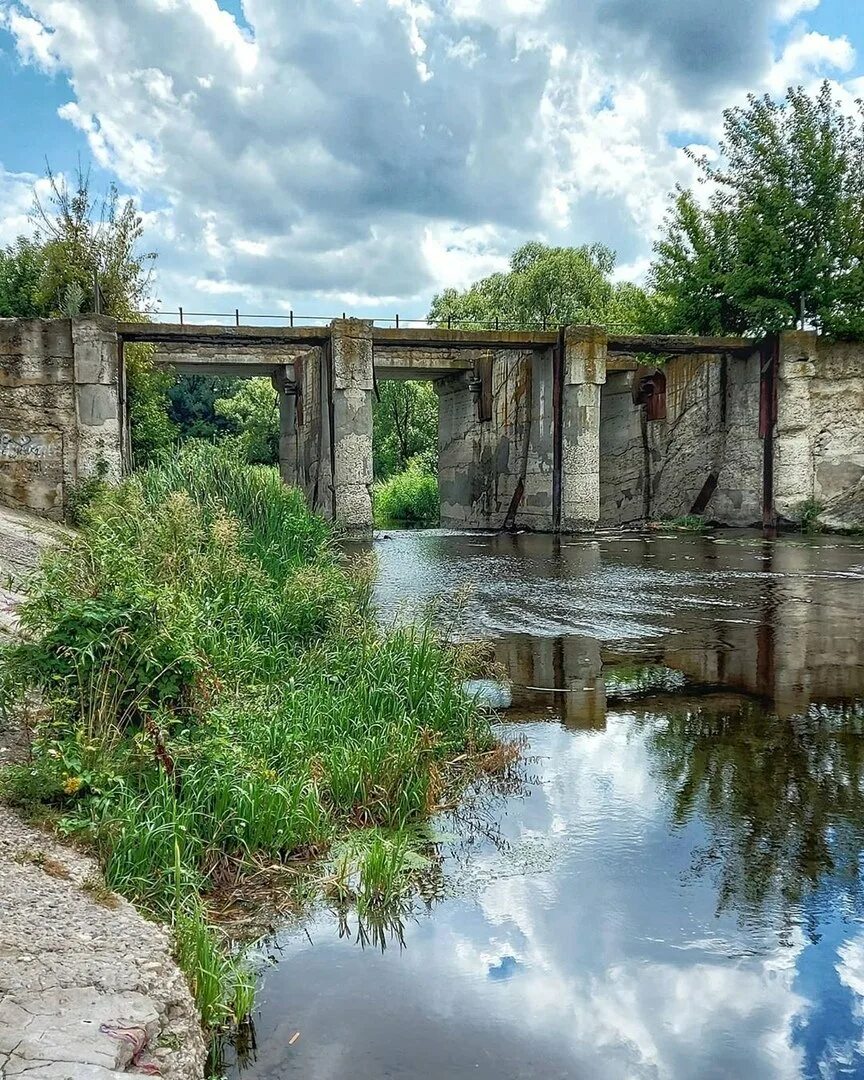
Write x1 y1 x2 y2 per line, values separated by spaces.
372 327 558 351
608 333 760 356
117 322 329 347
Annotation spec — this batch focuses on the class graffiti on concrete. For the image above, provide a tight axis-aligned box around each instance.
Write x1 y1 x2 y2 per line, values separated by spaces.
0 432 61 463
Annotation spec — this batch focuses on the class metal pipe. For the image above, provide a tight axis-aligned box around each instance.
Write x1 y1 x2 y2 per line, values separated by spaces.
759 334 779 535
551 326 565 532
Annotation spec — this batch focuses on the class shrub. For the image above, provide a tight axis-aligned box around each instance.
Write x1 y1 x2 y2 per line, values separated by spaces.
373 456 440 526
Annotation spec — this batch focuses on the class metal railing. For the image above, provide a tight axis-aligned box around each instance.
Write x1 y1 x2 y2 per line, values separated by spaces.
128 307 637 333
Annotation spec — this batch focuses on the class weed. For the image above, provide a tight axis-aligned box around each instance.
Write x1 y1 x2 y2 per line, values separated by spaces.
659 515 709 533
13 849 71 879
82 874 120 909
797 498 823 534
174 899 254 1028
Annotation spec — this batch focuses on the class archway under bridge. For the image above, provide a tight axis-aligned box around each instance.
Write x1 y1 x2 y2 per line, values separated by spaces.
122 319 759 537
6 315 806 537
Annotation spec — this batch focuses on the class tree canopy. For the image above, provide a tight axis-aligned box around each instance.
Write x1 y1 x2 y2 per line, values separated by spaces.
651 82 864 337
0 165 155 320
428 242 651 330
373 381 438 480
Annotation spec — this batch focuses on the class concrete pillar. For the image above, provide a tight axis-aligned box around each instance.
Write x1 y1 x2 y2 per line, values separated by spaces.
437 372 477 527
329 319 374 536
561 326 606 532
71 317 125 482
774 330 817 520
274 365 298 488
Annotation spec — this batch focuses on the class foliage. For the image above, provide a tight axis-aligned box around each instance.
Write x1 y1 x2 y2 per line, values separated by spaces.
373 381 438 480
126 344 179 468
0 442 491 1027
651 83 864 337
429 242 652 330
373 456 440 526
641 699 864 924
0 237 47 317
659 515 709 533
214 378 279 465
796 498 824 534
32 164 155 318
168 376 239 442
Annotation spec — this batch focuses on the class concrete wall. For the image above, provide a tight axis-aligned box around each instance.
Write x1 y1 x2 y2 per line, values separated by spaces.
0 318 124 520
776 332 864 529
438 348 556 529
280 323 374 536
600 349 763 527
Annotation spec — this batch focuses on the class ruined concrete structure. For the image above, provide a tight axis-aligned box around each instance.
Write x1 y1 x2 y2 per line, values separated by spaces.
1 316 862 534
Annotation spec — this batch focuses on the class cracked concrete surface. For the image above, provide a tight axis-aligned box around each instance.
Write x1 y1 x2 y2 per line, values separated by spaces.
0 810 207 1080
0 507 207 1080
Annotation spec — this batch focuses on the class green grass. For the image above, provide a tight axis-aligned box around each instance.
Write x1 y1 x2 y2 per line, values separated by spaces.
797 498 824 534
374 457 439 526
0 442 492 1034
659 514 709 533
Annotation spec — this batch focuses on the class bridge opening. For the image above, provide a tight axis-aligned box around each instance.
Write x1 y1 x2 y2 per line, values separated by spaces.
371 378 439 528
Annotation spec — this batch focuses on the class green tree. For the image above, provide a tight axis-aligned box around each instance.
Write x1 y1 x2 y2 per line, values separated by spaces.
652 83 864 336
0 237 47 317
31 164 155 318
168 375 239 441
373 381 438 480
428 242 651 330
215 378 279 465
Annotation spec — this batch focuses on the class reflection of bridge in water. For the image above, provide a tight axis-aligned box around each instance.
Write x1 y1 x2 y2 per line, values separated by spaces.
371 529 864 725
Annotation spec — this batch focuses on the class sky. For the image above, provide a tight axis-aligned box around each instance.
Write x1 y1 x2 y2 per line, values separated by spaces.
1 0 863 322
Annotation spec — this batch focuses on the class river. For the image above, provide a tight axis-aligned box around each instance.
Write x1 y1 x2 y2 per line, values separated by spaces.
227 528 864 1080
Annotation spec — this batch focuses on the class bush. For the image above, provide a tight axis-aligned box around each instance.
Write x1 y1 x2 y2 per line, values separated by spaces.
373 456 440 526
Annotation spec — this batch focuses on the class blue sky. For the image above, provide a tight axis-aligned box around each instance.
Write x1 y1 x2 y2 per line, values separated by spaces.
1 0 863 320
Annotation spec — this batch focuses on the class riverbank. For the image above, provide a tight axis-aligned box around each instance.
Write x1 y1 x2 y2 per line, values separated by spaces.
0 805 206 1079
0 504 207 1080
0 447 495 1060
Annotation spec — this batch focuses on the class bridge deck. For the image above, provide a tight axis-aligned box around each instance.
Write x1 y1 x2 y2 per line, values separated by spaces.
118 321 760 364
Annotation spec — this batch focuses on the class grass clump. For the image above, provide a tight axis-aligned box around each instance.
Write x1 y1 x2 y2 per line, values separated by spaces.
659 514 709 533
373 456 439 527
796 498 824 534
0 441 492 1032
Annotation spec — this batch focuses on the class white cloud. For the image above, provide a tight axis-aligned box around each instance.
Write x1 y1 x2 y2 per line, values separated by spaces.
0 0 860 313
775 0 820 23
766 30 856 94
0 166 56 245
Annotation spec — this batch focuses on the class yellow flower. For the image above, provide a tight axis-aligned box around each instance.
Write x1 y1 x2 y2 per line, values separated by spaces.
62 776 83 796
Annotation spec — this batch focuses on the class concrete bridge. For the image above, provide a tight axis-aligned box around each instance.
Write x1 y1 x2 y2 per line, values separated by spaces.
1 316 862 535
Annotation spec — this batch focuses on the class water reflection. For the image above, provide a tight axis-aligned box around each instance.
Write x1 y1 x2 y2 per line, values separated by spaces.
229 531 864 1080
639 698 864 930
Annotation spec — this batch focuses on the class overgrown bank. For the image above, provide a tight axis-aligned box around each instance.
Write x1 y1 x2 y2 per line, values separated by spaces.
0 444 494 1034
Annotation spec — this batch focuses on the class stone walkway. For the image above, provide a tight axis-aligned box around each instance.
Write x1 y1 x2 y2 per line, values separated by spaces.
0 507 206 1080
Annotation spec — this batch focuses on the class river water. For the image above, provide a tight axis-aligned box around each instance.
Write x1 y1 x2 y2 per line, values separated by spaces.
228 529 864 1080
